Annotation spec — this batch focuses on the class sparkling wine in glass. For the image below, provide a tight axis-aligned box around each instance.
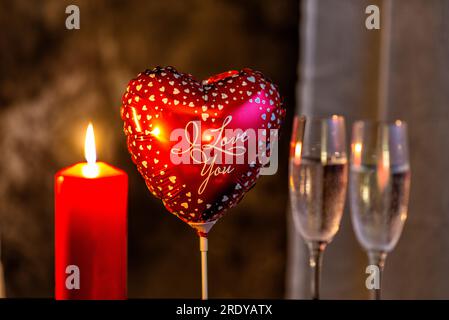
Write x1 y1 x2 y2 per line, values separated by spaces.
289 115 348 299
350 120 411 300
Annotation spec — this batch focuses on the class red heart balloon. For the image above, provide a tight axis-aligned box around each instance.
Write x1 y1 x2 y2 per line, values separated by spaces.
121 66 285 235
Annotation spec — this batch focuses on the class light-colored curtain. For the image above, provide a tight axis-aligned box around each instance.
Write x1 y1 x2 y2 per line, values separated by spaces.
287 0 449 299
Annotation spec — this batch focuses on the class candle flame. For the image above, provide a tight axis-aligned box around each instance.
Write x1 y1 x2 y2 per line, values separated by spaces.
85 123 96 164
203 133 213 142
354 142 362 154
293 142 302 165
151 127 161 137
82 123 99 178
352 142 362 167
377 148 390 191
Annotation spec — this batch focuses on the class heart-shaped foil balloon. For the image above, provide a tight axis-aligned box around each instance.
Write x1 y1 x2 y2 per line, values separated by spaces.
121 66 285 235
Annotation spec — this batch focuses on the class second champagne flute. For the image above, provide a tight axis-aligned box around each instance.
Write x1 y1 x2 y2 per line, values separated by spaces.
349 120 411 300
289 115 348 300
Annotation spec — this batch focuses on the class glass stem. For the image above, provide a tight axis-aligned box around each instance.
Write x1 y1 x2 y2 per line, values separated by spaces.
308 241 326 300
368 250 387 300
199 236 208 300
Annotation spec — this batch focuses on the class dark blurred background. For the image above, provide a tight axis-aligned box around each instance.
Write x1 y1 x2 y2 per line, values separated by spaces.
0 0 298 297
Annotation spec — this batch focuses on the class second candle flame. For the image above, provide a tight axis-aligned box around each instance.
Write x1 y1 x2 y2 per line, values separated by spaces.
293 142 302 166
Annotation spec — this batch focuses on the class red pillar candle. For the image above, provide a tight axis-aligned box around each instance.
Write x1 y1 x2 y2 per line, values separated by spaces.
55 124 128 300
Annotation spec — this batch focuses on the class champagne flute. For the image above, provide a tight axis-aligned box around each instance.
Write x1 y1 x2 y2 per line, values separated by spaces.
289 115 348 300
349 120 411 300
